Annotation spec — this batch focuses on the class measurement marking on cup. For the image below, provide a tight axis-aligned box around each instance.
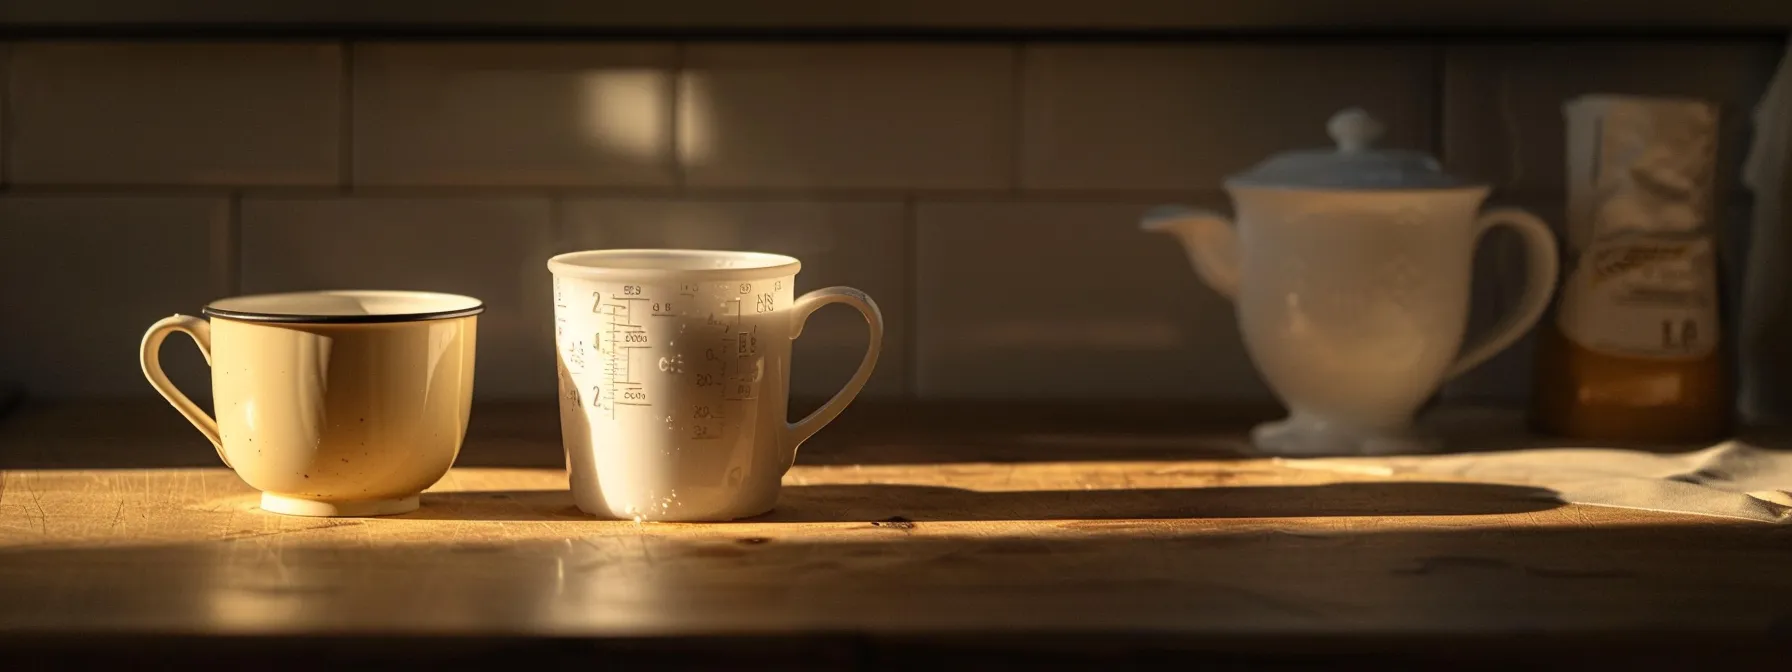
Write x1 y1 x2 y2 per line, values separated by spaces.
577 283 764 433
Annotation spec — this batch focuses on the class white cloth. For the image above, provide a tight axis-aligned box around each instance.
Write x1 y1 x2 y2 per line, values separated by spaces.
1282 409 1792 523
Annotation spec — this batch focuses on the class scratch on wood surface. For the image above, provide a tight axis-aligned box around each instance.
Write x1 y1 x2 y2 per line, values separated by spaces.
218 510 237 542
871 516 916 531
1568 505 1596 528
1396 555 1632 580
636 534 656 563
1523 509 1551 529
25 474 47 535
215 520 364 543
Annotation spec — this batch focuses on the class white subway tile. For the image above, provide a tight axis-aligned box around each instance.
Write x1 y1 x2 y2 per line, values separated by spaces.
353 43 676 187
558 198 908 398
1443 41 1782 194
0 197 228 399
679 44 1014 189
1021 45 1436 191
915 199 1272 401
9 42 342 185
240 197 556 399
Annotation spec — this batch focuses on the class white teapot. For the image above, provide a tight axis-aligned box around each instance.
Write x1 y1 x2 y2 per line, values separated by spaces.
1143 108 1559 455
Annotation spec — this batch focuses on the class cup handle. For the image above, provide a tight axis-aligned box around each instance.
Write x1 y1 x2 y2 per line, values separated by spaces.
1446 208 1561 380
141 314 228 467
783 286 884 473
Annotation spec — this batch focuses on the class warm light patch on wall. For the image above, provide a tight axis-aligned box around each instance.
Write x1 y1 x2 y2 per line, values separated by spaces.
578 71 667 160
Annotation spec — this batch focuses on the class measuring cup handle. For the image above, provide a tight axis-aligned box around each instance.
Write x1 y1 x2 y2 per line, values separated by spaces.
784 286 884 472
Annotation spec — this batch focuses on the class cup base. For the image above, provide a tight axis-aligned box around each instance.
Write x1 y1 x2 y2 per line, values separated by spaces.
1250 415 1437 457
575 499 775 522
260 492 420 517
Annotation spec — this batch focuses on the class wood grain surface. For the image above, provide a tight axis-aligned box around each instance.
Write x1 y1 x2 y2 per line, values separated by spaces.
3 401 1790 668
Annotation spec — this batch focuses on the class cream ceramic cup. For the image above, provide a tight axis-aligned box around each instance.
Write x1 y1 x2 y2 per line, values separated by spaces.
139 290 483 517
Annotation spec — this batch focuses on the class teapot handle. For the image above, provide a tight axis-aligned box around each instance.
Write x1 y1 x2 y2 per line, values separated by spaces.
1446 208 1561 380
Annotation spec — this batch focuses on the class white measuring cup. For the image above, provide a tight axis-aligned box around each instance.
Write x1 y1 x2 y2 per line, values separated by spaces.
547 249 884 521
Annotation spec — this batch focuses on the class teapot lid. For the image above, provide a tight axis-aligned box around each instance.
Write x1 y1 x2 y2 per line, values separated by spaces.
1225 108 1476 191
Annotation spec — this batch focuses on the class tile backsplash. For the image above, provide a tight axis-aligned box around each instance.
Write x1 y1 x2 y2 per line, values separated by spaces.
351 43 678 187
9 43 342 186
1 38 1783 403
1019 44 1438 191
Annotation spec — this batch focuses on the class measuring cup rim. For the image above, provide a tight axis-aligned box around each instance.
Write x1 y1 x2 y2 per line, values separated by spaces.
547 249 802 281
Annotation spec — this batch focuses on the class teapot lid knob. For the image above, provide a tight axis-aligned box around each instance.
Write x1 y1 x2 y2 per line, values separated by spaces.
1327 108 1384 153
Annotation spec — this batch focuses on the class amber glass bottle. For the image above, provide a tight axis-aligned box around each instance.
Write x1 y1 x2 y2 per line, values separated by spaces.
1530 94 1732 444
1532 317 1729 443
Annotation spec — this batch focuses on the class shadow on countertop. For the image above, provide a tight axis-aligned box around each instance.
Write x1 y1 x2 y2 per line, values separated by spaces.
405 481 1561 523
8 398 1777 472
0 399 1279 470
3 515 1790 669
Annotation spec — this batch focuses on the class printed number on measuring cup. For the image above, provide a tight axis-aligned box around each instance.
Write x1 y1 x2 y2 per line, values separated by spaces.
695 373 718 387
590 291 601 313
623 285 642 296
755 293 774 313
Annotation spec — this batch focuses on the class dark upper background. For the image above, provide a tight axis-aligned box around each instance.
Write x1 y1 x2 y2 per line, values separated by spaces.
0 0 1787 413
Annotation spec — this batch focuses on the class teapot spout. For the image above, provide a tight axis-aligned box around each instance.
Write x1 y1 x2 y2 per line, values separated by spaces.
1141 206 1240 300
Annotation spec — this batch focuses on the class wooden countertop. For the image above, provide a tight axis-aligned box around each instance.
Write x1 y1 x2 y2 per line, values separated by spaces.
2 401 1790 668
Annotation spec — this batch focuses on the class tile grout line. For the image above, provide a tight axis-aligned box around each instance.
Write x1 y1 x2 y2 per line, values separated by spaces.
1430 42 1449 169
669 41 687 194
0 183 1297 202
2 42 13 188
1432 42 1461 401
1009 41 1027 193
221 193 243 299
548 192 566 251
339 39 354 193
902 194 921 399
